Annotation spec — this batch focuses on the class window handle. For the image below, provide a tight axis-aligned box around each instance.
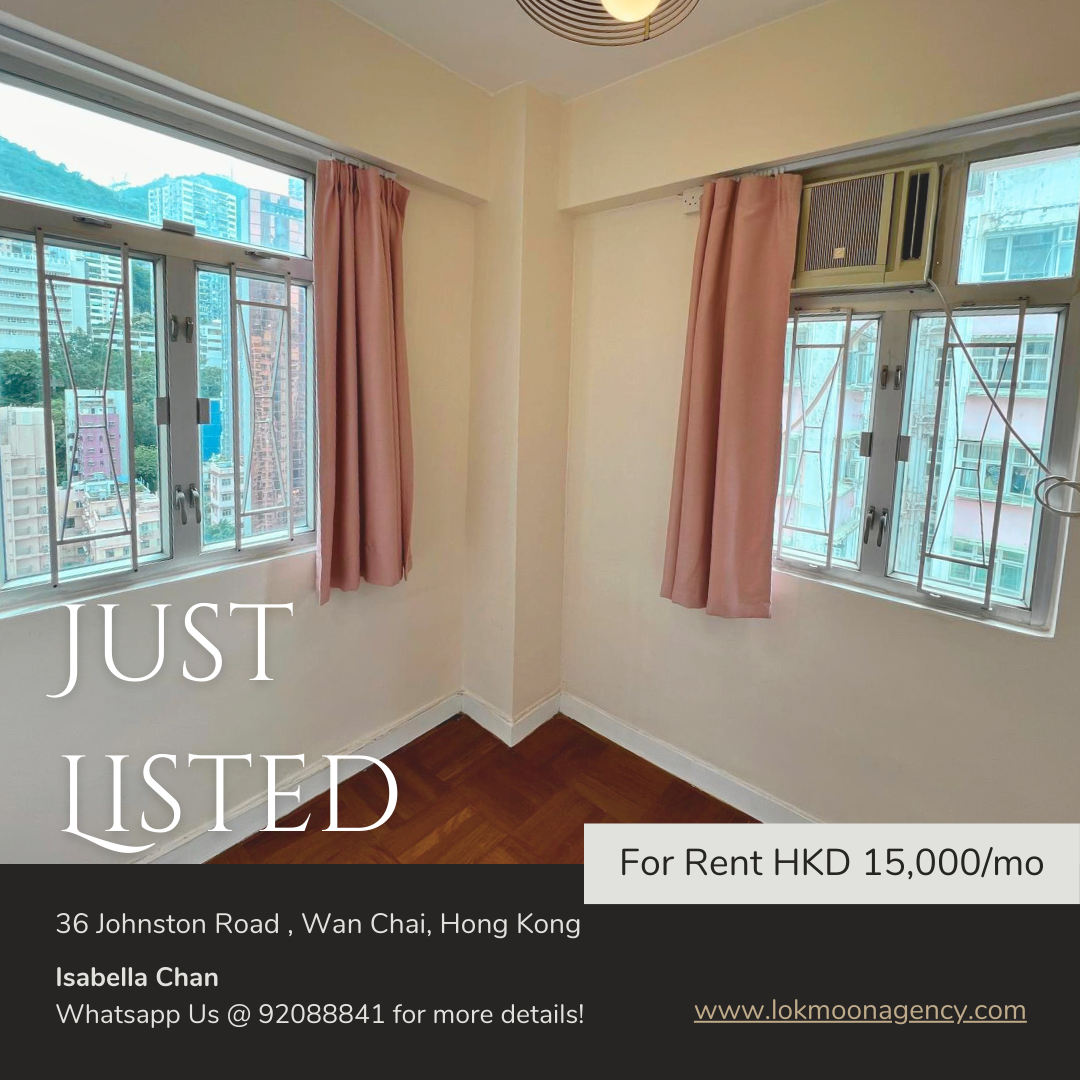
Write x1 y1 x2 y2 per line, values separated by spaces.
862 505 876 545
894 365 904 391
173 485 187 526
168 314 179 342
188 484 202 525
72 214 112 229
877 507 890 547
185 317 194 343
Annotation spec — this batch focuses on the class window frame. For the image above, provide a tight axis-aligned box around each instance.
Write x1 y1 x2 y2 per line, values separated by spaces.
781 129 1080 633
0 75 318 619
777 312 882 573
0 58 316 258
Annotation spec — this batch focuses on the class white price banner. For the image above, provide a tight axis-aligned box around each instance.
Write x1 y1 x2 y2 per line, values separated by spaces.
584 824 1080 904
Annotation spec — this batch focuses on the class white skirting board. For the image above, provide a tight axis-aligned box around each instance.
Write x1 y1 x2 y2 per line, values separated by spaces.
557 693 816 824
145 691 465 865
460 690 561 746
146 685 809 863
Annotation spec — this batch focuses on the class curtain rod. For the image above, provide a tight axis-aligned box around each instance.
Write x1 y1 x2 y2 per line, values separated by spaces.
0 19 395 179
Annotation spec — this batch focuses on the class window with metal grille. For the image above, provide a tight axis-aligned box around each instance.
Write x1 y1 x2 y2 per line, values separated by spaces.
777 137 1080 631
777 315 880 571
0 71 315 611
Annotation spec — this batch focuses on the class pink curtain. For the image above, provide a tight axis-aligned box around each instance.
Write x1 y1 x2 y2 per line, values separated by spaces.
314 161 413 603
661 175 802 618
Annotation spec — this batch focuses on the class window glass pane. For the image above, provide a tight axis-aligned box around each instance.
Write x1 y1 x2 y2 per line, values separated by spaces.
958 146 1080 284
889 309 1061 608
981 236 1008 278
0 236 48 584
196 269 312 550
289 284 313 534
0 79 307 255
777 316 878 569
46 244 164 582
0 236 164 590
196 268 233 546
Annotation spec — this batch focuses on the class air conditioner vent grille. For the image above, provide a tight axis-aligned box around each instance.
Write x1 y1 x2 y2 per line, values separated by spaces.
901 170 931 261
803 173 886 272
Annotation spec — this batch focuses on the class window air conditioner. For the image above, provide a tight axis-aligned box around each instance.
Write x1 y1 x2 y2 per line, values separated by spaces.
793 163 940 291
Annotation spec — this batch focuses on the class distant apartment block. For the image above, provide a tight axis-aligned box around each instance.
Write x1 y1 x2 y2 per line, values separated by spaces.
63 389 129 484
1 404 159 582
206 459 235 528
148 177 239 241
0 405 51 580
0 238 87 352
247 177 306 253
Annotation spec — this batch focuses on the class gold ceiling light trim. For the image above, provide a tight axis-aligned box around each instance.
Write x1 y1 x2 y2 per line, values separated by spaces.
515 0 699 47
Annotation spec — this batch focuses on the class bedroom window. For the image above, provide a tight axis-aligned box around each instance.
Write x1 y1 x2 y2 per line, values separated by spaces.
0 70 315 611
778 137 1080 631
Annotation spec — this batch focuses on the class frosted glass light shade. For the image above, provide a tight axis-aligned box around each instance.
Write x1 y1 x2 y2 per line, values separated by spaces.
601 1 662 21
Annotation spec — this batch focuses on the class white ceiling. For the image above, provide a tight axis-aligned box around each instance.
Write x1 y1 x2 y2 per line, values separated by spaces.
332 0 828 101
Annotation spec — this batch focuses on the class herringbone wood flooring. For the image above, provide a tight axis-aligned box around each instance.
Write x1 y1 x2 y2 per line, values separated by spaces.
210 714 756 865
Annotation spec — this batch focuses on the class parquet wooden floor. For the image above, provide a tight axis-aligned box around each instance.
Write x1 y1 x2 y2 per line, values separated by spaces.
210 714 756 865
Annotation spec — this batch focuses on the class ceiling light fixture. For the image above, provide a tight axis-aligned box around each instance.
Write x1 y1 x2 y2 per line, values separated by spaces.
602 0 661 20
516 0 699 47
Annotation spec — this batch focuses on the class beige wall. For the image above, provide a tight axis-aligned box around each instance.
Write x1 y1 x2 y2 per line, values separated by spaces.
0 0 492 199
463 88 526 716
512 87 574 717
462 86 573 720
0 185 475 862
561 0 1080 210
563 196 1080 822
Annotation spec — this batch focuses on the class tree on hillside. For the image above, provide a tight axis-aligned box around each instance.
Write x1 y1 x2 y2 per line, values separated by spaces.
0 350 42 407
199 364 223 399
134 445 159 492
41 329 160 453
131 262 153 317
52 397 67 487
202 520 235 544
0 135 137 220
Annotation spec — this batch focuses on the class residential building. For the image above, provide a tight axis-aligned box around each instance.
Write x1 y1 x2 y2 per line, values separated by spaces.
0 405 50 581
148 176 239 242
63 388 128 484
959 149 1080 283
206 457 235 528
247 177 305 254
0 237 87 351
63 481 161 568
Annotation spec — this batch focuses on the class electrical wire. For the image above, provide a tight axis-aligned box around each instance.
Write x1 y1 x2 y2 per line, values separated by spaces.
928 278 1080 518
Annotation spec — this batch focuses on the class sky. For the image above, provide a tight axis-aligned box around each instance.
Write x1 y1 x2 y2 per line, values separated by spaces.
0 80 292 195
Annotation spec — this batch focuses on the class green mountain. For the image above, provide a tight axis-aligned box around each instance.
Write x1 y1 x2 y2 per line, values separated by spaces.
0 135 249 224
0 135 143 219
